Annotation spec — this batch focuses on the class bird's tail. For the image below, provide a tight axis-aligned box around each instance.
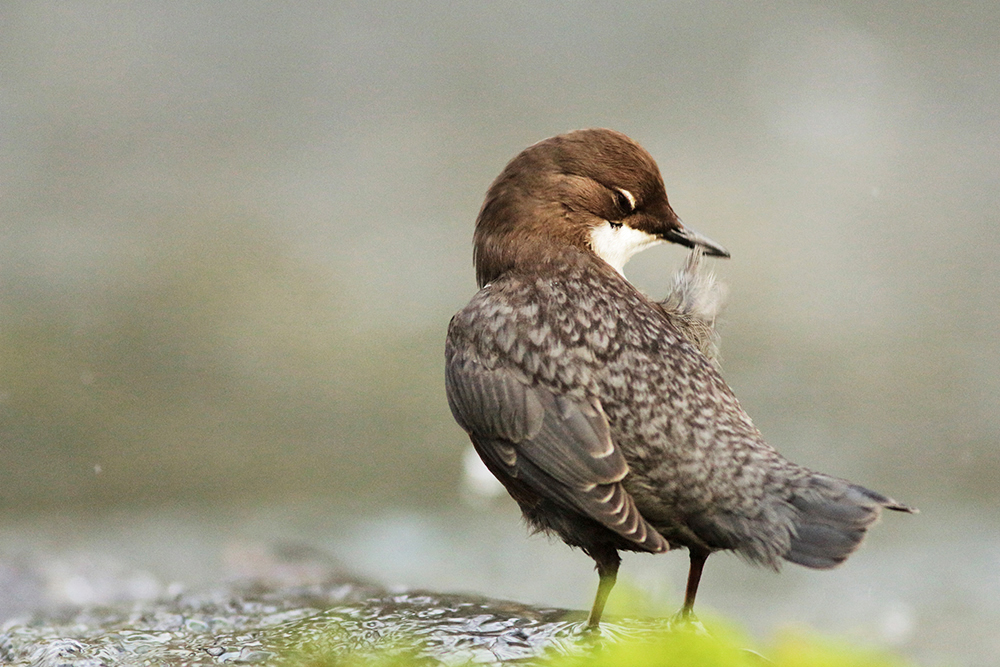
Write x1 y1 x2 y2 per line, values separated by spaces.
784 473 916 569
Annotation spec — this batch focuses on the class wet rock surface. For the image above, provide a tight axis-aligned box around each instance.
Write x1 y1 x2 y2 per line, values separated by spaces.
2 504 971 665
0 577 668 666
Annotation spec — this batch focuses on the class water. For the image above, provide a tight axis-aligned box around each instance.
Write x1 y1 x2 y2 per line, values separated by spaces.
0 500 993 665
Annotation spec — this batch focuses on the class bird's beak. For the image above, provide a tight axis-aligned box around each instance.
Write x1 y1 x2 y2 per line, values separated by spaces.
661 225 730 258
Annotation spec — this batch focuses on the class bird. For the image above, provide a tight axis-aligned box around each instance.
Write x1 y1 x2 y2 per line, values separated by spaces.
444 128 914 629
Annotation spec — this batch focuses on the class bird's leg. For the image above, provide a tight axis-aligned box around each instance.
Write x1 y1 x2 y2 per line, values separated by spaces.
680 546 710 619
586 552 621 629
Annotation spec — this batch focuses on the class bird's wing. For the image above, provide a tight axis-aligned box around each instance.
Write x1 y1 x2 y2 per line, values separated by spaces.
446 347 668 553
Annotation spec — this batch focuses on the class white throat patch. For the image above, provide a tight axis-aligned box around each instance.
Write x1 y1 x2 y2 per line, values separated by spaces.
589 222 663 276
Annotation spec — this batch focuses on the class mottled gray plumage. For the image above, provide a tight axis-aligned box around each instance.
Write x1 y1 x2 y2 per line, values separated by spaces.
445 128 914 627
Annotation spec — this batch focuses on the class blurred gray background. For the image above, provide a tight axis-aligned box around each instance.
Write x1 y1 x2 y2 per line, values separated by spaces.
1 2 997 665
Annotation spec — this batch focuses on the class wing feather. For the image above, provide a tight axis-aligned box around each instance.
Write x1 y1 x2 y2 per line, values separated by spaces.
446 345 667 553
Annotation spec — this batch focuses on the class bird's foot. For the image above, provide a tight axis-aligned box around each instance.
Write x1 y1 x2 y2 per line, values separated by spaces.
558 616 604 638
668 610 709 635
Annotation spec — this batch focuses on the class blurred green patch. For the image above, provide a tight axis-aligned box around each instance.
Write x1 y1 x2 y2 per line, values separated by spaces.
277 629 427 667
546 627 911 667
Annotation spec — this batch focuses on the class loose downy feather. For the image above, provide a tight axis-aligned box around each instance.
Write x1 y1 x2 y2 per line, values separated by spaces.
658 247 727 363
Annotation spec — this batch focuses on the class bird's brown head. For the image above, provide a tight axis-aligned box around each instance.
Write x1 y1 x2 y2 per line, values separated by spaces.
472 128 729 287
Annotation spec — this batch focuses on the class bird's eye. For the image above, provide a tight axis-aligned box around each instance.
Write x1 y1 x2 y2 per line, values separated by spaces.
613 187 636 213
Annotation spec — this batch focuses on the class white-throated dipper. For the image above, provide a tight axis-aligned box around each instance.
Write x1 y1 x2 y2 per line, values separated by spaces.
445 128 914 628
